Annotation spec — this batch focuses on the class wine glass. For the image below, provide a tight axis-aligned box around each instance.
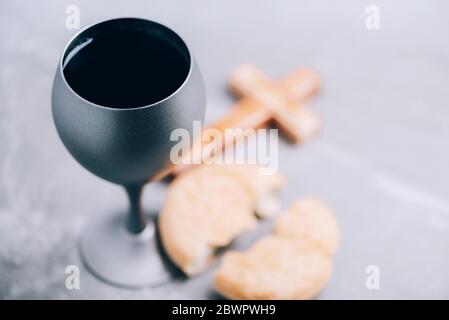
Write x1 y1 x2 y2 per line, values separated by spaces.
51 18 205 287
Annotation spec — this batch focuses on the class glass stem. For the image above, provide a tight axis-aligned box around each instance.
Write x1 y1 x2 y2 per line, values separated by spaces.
125 184 147 234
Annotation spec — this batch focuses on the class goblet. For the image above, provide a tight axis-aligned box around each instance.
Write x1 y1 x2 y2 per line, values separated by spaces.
52 18 205 287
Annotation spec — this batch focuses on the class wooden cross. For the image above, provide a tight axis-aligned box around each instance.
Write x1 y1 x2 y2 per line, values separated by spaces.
155 64 321 179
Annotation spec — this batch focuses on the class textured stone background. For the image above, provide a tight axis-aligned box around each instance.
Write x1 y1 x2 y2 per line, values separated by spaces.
0 0 448 299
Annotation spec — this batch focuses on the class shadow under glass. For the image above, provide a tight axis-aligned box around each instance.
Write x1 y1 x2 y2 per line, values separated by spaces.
62 19 191 109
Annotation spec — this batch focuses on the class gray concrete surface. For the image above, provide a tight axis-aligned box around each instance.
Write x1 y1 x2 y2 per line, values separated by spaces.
0 0 448 299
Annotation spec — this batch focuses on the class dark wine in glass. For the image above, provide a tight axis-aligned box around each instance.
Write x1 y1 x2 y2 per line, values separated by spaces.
52 18 205 287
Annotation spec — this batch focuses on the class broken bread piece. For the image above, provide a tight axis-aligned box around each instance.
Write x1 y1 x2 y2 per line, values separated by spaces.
274 197 339 256
214 235 332 300
159 164 284 276
214 197 340 299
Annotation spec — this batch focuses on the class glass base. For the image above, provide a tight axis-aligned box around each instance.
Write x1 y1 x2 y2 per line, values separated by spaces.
79 212 173 288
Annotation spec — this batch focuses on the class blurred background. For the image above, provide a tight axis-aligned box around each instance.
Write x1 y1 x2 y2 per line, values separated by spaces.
0 0 448 299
